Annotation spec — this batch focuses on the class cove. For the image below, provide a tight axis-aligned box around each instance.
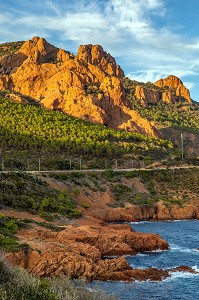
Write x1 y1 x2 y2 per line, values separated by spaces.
90 220 199 300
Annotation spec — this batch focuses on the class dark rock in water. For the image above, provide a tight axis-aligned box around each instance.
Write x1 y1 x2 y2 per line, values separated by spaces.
170 266 199 274
126 268 169 281
125 265 198 282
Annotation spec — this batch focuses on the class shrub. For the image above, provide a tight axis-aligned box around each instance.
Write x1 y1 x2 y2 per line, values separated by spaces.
39 193 82 218
81 203 89 209
0 256 116 300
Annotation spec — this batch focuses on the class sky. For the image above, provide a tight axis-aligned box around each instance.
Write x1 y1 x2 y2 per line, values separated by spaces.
1 0 199 101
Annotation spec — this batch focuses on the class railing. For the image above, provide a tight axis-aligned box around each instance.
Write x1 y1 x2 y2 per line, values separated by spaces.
0 157 146 172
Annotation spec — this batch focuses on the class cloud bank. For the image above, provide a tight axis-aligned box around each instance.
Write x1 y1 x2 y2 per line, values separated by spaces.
0 0 199 99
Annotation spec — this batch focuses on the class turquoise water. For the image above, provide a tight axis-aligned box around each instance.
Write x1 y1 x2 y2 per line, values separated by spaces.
91 220 199 300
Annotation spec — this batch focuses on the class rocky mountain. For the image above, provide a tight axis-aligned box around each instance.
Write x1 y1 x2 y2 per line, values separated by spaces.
131 75 191 105
154 75 191 103
0 36 194 139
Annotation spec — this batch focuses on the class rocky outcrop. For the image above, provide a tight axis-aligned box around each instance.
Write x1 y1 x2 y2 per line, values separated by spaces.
134 85 160 105
93 205 155 222
0 37 193 136
154 201 199 220
5 93 29 104
0 37 159 137
7 246 198 281
0 36 59 73
6 223 169 280
154 75 191 103
161 91 178 104
91 201 199 223
77 44 124 77
134 75 192 105
127 265 199 281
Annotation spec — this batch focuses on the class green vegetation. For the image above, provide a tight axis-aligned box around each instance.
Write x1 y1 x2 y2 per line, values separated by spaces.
0 256 116 300
0 213 65 253
49 169 199 208
81 203 89 209
0 215 29 252
122 77 199 133
0 96 172 161
84 82 104 96
123 168 199 207
0 173 81 219
112 184 132 202
0 41 24 57
39 193 82 218
94 168 199 207
136 102 199 133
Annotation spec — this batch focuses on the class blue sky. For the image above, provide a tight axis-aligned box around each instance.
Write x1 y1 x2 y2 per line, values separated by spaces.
1 0 199 101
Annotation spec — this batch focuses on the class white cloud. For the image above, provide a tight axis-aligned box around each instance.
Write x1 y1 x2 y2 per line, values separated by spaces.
186 42 199 50
127 69 197 85
1 0 199 99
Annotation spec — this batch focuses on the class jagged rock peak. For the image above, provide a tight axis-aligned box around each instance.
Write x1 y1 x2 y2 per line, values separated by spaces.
0 36 159 137
154 75 183 88
19 36 59 63
154 75 191 103
77 44 124 77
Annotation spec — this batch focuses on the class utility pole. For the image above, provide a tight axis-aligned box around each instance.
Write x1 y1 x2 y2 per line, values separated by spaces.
69 159 72 170
79 159 82 170
105 160 107 170
115 159 118 170
181 134 184 160
2 158 4 171
38 158 41 172
27 159 30 171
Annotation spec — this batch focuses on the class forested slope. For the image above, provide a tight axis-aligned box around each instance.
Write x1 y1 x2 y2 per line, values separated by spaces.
0 95 172 160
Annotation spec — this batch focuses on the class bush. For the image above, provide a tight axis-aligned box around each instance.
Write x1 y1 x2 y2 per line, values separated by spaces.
81 203 89 209
0 256 116 300
0 215 31 252
103 169 117 181
39 193 82 218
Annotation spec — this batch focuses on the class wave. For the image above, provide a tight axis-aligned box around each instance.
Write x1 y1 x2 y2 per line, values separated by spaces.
170 244 196 253
135 253 147 257
168 271 199 280
192 266 199 272
135 269 199 283
131 219 199 225
143 249 168 253
130 221 149 224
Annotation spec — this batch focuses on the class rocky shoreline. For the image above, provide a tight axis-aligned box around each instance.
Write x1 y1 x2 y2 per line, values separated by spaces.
92 200 199 223
2 170 199 282
6 222 199 282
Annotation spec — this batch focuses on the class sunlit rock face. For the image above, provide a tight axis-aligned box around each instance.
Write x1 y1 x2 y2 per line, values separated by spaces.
154 75 191 103
0 37 192 138
0 37 159 137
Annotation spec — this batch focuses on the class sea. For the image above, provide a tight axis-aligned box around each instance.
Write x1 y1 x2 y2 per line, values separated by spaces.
90 220 199 300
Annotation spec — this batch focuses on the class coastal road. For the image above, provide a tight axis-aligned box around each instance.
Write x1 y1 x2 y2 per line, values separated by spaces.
0 165 199 174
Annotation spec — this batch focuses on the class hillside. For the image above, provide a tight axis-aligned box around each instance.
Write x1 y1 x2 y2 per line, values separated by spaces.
0 93 172 168
0 36 198 159
122 77 199 157
0 168 198 283
0 41 24 57
0 36 158 137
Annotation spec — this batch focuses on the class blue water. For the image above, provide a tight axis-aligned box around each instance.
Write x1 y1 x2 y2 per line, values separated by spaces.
90 220 199 300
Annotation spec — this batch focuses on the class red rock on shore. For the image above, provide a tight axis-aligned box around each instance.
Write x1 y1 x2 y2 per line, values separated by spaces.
7 223 168 280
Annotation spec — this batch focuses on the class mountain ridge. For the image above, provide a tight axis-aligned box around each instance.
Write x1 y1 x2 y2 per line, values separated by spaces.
0 36 194 139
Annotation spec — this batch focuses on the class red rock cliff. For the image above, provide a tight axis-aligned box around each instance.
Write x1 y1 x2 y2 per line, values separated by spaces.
154 75 191 103
0 37 159 137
